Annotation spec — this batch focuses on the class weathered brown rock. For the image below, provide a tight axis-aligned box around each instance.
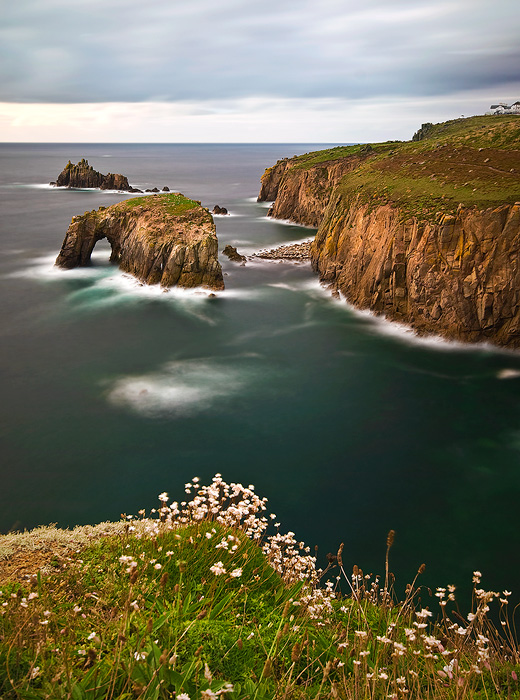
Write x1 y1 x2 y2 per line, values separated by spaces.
100 173 131 191
52 159 131 191
311 196 520 347
55 193 224 291
253 242 311 261
222 245 246 262
258 155 369 227
212 205 229 215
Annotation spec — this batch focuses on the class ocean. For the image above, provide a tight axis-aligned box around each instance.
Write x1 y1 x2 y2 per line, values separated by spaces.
1 143 520 608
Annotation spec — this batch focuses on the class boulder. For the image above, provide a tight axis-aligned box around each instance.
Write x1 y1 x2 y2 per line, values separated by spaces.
212 205 229 215
222 245 246 263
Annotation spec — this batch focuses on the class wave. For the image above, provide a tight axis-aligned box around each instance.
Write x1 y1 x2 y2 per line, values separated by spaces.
259 216 317 231
244 196 272 206
327 290 519 356
5 252 223 323
497 368 520 379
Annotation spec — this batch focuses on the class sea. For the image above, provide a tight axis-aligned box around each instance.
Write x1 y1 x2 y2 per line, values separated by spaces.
1 143 520 610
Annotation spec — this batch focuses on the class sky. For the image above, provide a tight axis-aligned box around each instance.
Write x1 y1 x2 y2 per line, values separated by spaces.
1 0 519 143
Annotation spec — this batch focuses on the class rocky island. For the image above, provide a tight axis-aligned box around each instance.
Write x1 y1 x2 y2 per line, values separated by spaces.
55 192 224 290
50 159 135 191
259 115 520 348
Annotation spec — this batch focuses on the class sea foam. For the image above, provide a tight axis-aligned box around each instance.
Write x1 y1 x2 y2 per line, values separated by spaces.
106 355 262 417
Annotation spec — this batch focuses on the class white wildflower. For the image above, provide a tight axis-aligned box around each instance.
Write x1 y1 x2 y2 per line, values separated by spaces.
210 561 226 576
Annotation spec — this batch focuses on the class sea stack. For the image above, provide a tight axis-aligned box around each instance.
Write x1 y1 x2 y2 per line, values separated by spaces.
51 159 132 191
56 192 224 291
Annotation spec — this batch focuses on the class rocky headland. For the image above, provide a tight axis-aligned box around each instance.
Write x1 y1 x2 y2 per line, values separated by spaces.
258 115 520 348
55 193 224 290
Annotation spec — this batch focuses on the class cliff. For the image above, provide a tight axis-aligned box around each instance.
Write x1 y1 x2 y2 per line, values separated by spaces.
258 155 367 227
258 116 520 348
52 159 131 191
55 193 224 291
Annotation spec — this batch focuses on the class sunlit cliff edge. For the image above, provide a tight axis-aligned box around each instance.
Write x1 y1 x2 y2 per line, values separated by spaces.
258 116 520 348
55 192 224 291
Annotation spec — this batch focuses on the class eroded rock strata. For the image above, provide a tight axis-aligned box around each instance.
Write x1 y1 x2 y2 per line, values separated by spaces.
258 116 520 348
56 193 224 291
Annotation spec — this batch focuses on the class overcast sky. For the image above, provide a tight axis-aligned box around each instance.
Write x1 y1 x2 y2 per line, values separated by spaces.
1 0 519 142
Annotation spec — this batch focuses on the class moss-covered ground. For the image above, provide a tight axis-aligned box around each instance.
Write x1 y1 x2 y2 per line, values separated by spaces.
121 193 203 217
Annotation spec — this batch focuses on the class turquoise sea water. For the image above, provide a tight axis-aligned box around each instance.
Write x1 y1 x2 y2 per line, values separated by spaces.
1 143 520 608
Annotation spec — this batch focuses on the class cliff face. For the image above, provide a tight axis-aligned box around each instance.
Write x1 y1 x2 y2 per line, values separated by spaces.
258 116 520 348
53 159 131 191
56 193 224 291
258 156 365 228
312 196 520 346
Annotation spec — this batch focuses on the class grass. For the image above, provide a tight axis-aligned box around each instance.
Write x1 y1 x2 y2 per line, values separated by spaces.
291 143 401 170
121 193 202 217
1 476 519 699
278 115 520 223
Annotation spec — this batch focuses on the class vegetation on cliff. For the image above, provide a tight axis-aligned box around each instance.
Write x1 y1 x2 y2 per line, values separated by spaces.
286 116 520 222
1 476 519 699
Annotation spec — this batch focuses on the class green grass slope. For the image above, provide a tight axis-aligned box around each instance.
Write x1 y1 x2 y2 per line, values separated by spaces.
1 477 520 699
293 116 520 222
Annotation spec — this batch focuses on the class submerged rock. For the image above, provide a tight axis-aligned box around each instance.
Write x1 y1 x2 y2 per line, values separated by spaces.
55 193 224 291
52 159 131 191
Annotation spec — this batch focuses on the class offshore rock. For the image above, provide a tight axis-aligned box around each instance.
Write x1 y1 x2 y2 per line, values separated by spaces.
55 193 224 291
52 159 131 191
222 245 246 262
212 205 229 215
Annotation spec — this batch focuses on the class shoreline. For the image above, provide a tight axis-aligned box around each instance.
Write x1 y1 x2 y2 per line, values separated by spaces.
250 240 312 261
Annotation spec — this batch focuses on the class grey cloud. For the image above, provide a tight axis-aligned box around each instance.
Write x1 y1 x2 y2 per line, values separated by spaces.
1 0 519 103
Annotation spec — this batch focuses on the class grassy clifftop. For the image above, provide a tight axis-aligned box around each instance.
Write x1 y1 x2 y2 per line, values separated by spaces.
1 476 519 699
291 115 520 222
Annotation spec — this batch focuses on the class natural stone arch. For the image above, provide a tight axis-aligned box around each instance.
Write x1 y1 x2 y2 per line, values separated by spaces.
55 196 224 291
